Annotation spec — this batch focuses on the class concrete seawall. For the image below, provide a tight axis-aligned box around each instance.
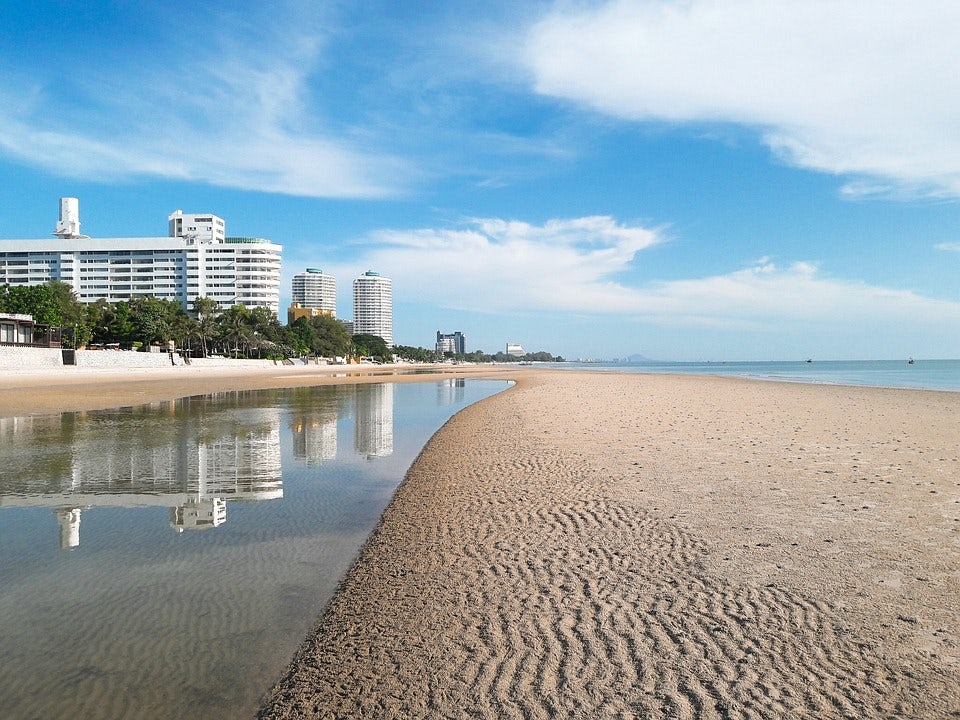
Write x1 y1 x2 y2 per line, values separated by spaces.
0 346 289 372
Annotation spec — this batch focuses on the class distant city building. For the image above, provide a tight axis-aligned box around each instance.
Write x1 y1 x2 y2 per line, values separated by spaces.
352 270 393 346
291 268 336 315
0 198 282 317
506 342 525 357
436 330 466 355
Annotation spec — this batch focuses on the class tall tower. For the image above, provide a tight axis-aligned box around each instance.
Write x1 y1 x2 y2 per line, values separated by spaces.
352 270 393 347
53 197 87 238
292 268 337 315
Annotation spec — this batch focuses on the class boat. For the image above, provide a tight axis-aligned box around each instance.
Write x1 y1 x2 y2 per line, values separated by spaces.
908 357 915 365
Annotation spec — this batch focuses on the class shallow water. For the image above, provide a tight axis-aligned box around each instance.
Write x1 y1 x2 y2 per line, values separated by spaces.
552 359 960 391
0 379 509 720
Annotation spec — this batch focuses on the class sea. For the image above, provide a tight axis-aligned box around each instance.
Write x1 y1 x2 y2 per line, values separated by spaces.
548 358 960 392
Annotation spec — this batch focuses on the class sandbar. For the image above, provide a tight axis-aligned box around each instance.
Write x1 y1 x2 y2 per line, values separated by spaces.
258 370 959 719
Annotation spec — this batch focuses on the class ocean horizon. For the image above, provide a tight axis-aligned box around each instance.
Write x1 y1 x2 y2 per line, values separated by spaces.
546 358 960 392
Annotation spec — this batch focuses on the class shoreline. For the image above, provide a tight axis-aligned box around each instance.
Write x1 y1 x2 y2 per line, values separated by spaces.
0 362 516 418
258 370 959 719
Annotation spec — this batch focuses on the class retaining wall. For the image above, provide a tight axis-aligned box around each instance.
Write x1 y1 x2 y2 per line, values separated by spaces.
75 349 184 368
0 346 64 370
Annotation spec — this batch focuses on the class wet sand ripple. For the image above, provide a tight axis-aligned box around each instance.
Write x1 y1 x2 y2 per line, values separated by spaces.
259 372 959 719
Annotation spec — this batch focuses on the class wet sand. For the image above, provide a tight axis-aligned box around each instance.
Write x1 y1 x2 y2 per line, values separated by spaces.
258 371 959 719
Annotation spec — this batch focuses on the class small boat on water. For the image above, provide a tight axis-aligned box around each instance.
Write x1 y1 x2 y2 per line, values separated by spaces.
908 357 915 365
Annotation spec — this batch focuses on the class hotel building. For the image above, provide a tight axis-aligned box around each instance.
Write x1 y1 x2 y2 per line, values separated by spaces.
352 270 393 346
0 198 282 317
291 268 336 315
436 330 466 355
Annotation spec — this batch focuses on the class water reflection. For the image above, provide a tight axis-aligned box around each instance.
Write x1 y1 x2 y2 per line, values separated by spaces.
0 379 510 720
0 394 284 548
0 383 411 547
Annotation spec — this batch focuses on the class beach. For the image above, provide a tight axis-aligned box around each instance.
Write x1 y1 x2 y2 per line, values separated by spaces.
3 367 958 718
257 370 959 719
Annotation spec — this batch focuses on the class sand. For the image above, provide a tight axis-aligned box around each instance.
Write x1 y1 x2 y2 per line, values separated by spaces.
257 371 959 719
3 366 957 718
0 362 513 418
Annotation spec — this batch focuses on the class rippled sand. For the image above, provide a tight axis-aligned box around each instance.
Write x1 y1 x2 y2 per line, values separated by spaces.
260 371 960 719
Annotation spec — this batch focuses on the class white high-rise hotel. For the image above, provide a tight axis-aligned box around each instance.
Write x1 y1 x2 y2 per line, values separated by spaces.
352 270 393 347
0 198 282 316
291 268 336 315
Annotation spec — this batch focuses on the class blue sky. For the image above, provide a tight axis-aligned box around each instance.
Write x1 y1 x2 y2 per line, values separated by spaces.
2 0 960 361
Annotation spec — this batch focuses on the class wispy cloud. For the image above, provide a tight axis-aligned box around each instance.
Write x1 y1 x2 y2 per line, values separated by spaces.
523 0 960 199
331 216 663 314
0 3 406 197
320 216 960 339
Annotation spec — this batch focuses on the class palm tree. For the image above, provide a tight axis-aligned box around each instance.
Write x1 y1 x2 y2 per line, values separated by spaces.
192 297 220 357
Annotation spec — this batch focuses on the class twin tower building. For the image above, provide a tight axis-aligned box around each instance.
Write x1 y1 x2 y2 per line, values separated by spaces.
0 198 393 347
290 268 393 347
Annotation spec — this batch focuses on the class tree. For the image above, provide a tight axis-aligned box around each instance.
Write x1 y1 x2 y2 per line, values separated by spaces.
310 315 352 358
394 345 433 363
286 317 316 357
217 304 252 357
192 297 220 357
352 333 390 362
0 281 91 346
128 296 180 347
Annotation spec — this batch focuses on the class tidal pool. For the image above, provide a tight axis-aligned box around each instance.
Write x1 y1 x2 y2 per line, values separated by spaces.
0 379 510 719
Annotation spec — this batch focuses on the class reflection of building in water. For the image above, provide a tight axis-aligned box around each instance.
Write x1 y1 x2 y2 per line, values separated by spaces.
354 383 394 458
0 395 283 548
171 497 226 531
436 378 466 406
57 508 82 549
290 410 339 467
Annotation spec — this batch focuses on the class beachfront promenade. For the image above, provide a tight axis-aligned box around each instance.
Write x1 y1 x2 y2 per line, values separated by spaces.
2 366 957 718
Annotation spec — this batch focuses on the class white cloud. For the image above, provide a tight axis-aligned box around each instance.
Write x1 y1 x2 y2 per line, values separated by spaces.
523 0 960 198
320 216 960 340
331 216 662 314
0 5 404 198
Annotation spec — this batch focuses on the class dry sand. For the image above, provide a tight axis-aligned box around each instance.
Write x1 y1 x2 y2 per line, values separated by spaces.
257 371 959 719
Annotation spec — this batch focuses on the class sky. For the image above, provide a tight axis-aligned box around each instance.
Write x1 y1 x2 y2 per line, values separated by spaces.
2 0 960 361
